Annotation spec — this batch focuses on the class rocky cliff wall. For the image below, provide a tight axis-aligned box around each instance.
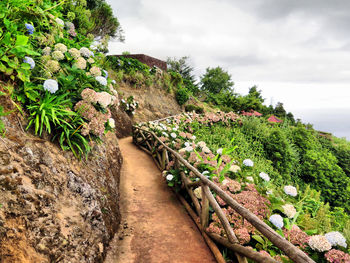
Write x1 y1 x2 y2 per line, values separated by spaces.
0 108 123 263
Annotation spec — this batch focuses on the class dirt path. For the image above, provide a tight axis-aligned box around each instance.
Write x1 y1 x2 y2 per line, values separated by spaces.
104 137 216 263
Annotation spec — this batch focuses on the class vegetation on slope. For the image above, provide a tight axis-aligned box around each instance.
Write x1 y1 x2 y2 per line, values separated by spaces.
0 0 124 158
139 113 350 262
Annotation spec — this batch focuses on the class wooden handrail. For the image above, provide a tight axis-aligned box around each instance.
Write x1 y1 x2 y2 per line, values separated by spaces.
132 125 315 263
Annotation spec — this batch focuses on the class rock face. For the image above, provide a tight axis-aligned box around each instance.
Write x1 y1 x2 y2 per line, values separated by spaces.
118 82 182 123
111 106 133 138
0 114 123 262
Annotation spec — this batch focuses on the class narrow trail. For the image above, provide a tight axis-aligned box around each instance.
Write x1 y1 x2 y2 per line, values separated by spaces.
105 137 216 263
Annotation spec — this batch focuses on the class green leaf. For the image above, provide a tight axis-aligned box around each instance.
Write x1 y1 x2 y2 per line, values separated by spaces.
17 69 30 82
15 35 28 46
252 235 265 245
20 63 31 70
35 114 39 135
0 62 6 72
7 59 18 69
1 55 9 63
3 19 10 30
5 67 13 75
2 32 12 46
11 46 40 57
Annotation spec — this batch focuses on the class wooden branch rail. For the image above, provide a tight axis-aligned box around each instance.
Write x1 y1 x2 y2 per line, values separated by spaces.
132 124 315 263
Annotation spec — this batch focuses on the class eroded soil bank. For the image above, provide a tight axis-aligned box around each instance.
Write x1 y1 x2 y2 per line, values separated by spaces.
0 111 123 263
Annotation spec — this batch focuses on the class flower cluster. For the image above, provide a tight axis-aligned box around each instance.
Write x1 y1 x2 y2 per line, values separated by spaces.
75 57 87 70
243 159 254 167
259 172 270 182
65 21 76 36
90 66 101 77
324 249 350 263
96 76 107 86
282 204 297 218
283 225 309 248
54 43 67 53
69 48 81 59
43 79 58 93
52 50 65 61
308 235 332 252
80 47 94 58
120 96 139 115
25 23 35 35
235 228 251 245
74 89 118 137
284 185 298 197
269 214 284 229
325 232 347 248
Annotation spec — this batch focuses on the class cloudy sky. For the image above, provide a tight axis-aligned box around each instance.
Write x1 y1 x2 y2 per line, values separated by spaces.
106 0 350 139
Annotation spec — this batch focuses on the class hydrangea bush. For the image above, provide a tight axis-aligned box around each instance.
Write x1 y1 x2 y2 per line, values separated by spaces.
0 0 120 158
138 112 350 262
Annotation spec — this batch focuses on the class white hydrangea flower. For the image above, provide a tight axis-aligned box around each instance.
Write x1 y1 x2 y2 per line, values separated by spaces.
170 132 177 138
23 56 35 69
269 214 284 229
166 174 174 181
43 79 58 93
243 159 254 167
111 79 116 84
202 171 209 175
308 235 332 252
162 132 168 137
184 142 190 147
229 165 241 173
46 60 60 73
90 66 101 77
193 187 202 199
282 204 297 218
284 185 297 197
185 146 193 152
217 148 223 155
42 47 51 56
87 57 95 64
325 232 347 248
172 127 177 131
259 172 270 182
75 57 86 70
55 18 64 26
197 141 206 148
80 47 93 57
51 50 65 61
246 176 254 182
95 76 107 86
108 118 115 129
54 43 67 53
96 92 113 108
191 135 196 140
68 48 81 59
202 146 211 153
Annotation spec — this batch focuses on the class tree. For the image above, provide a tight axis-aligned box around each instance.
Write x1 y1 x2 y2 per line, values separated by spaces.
200 66 234 94
89 1 124 40
274 102 287 118
167 56 196 83
240 86 265 111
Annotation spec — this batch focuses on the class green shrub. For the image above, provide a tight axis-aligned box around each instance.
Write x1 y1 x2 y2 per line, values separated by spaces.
26 92 75 136
175 87 189 105
185 104 204 114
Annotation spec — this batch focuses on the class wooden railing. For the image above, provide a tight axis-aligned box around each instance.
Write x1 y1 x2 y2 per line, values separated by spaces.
132 120 315 263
